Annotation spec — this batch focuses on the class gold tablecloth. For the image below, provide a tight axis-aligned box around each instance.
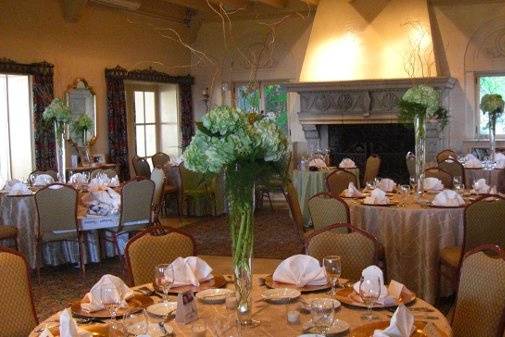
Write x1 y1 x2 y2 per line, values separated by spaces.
30 274 452 337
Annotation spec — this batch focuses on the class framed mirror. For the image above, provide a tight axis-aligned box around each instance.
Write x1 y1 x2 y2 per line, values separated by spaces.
65 78 96 147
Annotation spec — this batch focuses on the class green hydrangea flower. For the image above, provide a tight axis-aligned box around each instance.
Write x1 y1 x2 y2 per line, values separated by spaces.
480 94 504 114
42 98 72 124
402 85 440 115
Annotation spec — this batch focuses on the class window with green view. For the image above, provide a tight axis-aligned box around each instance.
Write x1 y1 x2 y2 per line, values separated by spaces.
478 75 505 136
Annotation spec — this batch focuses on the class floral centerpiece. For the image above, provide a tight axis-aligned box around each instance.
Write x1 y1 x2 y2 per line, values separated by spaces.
72 113 93 145
480 94 504 162
398 85 447 195
43 98 72 182
184 105 288 325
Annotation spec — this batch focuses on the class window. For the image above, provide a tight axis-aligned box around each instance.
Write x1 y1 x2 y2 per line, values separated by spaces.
234 81 288 134
477 75 505 137
0 74 33 184
128 83 180 161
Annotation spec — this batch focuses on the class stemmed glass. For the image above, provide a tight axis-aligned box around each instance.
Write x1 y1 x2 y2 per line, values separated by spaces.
310 298 335 336
154 264 174 303
453 176 464 194
101 284 121 324
398 185 411 207
123 308 149 336
409 176 417 192
359 276 381 320
323 255 342 296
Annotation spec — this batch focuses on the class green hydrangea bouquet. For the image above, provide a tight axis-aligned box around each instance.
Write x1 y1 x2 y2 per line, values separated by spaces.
72 113 93 145
480 94 504 161
43 98 72 138
184 105 288 325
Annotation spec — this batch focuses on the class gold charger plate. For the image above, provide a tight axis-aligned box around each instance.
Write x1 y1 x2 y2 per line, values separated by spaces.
350 321 447 337
71 294 153 319
47 324 108 337
153 274 227 294
334 287 416 308
263 275 331 293
340 194 366 199
361 201 399 207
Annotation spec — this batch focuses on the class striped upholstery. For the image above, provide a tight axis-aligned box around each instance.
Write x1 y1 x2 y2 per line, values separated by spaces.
152 152 171 169
425 168 453 189
363 155 381 185
436 149 458 163
452 246 505 337
439 159 465 184
125 226 195 286
305 224 382 281
308 193 349 230
0 248 38 337
326 169 358 197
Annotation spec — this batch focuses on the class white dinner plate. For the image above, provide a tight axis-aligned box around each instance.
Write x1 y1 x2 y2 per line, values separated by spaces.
146 302 177 317
196 288 234 304
262 288 301 304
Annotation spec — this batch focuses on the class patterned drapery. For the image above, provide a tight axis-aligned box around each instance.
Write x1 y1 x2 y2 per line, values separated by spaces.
0 59 55 170
179 82 194 148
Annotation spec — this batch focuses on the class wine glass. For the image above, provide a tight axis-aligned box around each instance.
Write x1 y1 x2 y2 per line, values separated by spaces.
359 276 381 320
154 264 174 303
453 176 464 194
100 284 121 320
123 308 148 336
398 184 411 207
310 298 335 335
323 255 341 296
409 176 417 192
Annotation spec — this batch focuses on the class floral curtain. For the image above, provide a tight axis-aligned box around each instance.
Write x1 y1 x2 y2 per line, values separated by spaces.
179 82 194 149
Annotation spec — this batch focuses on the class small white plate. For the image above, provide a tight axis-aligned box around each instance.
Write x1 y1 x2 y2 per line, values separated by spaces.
196 288 234 304
262 288 301 304
146 302 177 317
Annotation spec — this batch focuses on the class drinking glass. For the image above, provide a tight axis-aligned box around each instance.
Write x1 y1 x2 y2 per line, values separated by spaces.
397 184 410 207
323 255 341 295
310 298 334 335
359 276 381 320
154 264 174 303
123 308 148 336
453 176 464 194
409 176 417 191
101 284 121 320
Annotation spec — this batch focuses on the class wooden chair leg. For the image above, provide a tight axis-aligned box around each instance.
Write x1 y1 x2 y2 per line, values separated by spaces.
266 192 274 210
78 233 86 276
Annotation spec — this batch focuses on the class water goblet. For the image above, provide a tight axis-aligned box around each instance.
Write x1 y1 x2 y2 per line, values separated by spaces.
101 284 121 323
154 264 174 304
359 276 381 320
409 176 417 192
310 298 335 335
398 184 411 207
323 255 342 296
123 308 149 336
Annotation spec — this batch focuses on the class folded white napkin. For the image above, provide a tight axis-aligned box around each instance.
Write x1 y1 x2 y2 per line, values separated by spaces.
473 178 490 194
496 152 505 161
39 329 55 337
364 189 390 205
353 265 389 301
273 254 328 287
343 182 365 198
5 181 31 195
377 178 396 193
168 256 214 287
68 173 88 185
339 158 356 169
465 153 478 161
465 157 483 169
373 304 414 337
81 274 134 313
432 190 465 207
88 175 111 191
86 187 120 216
59 308 91 337
33 174 55 186
423 177 444 192
309 158 327 169
495 159 505 169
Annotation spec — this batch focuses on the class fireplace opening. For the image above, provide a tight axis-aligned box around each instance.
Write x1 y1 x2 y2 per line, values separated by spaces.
328 123 415 184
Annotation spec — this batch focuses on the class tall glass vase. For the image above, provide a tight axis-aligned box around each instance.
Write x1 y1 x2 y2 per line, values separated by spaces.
226 166 257 327
414 115 427 197
54 123 66 183
489 115 497 163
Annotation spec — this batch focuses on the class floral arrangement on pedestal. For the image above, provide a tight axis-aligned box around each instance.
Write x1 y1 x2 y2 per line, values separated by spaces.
43 98 72 182
480 94 504 162
398 85 448 195
72 113 93 145
183 105 288 325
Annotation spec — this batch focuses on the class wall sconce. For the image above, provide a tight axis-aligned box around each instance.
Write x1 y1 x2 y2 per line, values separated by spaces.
202 87 210 112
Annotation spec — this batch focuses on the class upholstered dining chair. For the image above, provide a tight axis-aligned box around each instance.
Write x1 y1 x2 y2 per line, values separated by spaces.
34 183 84 276
132 155 151 179
440 195 505 285
180 165 217 216
90 168 118 179
363 154 381 185
152 152 171 169
451 244 505 337
307 192 350 231
305 223 385 281
326 169 358 197
0 225 18 249
424 167 453 189
405 152 416 178
161 165 181 216
438 159 465 185
258 151 292 209
0 247 38 337
28 169 58 183
150 168 166 225
125 226 195 286
104 178 155 258
436 149 458 163
285 182 306 243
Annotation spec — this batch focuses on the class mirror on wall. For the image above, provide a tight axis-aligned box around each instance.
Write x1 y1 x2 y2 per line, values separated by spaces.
65 78 96 147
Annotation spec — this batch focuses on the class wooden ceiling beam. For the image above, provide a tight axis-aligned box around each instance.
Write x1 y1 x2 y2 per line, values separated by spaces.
253 0 288 8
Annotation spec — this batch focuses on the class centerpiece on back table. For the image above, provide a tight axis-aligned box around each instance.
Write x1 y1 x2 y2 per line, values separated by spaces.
398 85 448 196
183 106 288 326
480 94 504 162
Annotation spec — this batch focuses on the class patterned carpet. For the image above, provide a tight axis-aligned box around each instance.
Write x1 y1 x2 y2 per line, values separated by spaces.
31 207 302 321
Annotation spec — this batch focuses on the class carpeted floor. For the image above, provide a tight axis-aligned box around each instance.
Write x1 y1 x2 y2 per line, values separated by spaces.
31 207 302 320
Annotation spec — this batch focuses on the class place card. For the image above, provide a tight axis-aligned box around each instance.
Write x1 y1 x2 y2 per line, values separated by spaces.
175 290 198 324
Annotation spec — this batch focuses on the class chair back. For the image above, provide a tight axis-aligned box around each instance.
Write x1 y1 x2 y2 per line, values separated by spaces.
119 178 155 231
132 156 151 179
28 169 58 182
150 168 165 211
152 152 171 169
125 226 195 286
90 168 118 179
308 192 350 230
34 184 78 240
436 149 458 163
0 248 38 337
285 182 305 241
438 159 465 184
452 245 505 337
405 152 416 178
424 167 453 188
305 223 383 281
326 169 358 197
363 154 381 184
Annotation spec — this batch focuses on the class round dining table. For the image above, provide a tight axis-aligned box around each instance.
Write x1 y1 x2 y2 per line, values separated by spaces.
464 167 505 193
29 273 452 337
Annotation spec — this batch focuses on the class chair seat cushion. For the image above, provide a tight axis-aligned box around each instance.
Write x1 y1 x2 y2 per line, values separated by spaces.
440 246 462 268
0 225 17 239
